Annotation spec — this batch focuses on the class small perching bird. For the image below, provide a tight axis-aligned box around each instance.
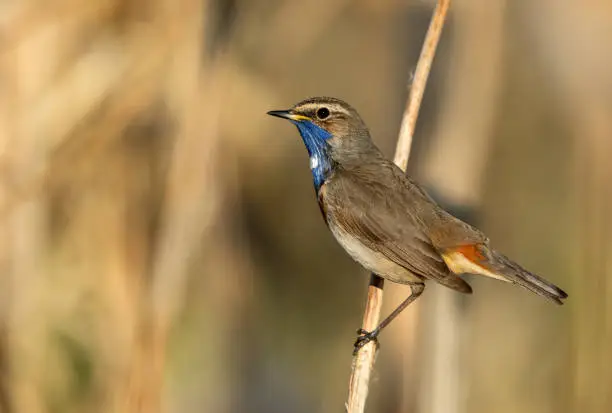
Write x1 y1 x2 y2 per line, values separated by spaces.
268 97 567 352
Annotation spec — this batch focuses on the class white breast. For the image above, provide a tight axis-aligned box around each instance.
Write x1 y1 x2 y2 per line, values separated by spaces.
328 219 421 284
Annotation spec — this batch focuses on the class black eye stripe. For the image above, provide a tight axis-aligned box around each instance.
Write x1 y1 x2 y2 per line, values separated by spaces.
316 107 330 119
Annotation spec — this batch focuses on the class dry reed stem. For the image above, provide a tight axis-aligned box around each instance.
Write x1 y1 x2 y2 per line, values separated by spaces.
345 1 451 412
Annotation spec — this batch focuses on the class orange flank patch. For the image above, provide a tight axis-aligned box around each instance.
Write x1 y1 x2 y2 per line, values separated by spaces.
441 244 508 282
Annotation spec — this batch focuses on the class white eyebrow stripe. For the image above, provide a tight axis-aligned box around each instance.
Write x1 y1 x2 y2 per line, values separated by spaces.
295 103 351 116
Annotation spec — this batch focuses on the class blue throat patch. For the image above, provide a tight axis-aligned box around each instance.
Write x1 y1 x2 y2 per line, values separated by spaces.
293 120 334 191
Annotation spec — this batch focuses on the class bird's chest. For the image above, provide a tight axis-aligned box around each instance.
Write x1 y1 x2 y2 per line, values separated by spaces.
320 204 410 283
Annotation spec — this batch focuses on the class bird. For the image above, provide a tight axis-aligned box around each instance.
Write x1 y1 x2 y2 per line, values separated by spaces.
267 97 567 352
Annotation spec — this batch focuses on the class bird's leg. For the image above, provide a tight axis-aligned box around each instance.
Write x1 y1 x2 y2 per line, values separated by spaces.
353 282 425 354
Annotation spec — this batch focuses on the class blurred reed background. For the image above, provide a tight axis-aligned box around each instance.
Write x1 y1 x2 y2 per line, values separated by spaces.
0 0 611 412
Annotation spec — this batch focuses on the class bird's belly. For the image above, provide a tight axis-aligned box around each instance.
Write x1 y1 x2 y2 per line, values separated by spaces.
328 221 421 284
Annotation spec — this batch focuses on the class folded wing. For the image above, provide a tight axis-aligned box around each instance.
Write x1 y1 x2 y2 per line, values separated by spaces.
325 164 473 294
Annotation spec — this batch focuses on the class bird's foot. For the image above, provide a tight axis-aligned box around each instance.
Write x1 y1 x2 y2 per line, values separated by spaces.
353 328 380 355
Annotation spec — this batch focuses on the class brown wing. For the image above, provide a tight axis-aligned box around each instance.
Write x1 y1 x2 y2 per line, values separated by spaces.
325 163 472 294
402 176 489 250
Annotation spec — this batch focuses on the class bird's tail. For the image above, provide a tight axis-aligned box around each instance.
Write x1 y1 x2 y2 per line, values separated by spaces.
487 250 568 304
441 244 568 305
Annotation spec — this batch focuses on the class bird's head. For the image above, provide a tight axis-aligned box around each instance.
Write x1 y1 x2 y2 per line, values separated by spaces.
268 97 377 190
267 97 373 155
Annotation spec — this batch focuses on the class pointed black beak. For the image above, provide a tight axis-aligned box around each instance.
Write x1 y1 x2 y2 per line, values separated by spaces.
267 110 293 120
267 110 311 122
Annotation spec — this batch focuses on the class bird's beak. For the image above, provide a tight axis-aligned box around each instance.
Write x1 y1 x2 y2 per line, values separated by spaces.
267 110 311 122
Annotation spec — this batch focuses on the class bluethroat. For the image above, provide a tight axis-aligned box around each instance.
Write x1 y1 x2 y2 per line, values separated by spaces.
268 97 567 353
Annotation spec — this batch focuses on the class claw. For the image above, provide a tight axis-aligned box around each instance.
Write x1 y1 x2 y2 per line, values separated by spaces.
353 328 380 355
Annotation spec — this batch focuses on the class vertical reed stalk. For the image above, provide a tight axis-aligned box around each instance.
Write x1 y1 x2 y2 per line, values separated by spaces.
345 1 452 411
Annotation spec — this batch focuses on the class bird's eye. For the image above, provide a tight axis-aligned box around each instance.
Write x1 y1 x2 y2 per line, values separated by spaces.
316 107 330 120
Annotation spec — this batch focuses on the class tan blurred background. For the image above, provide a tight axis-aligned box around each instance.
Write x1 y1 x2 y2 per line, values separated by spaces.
1 0 611 412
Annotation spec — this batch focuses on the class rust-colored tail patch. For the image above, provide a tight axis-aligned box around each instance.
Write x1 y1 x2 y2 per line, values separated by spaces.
451 244 486 263
441 244 509 282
